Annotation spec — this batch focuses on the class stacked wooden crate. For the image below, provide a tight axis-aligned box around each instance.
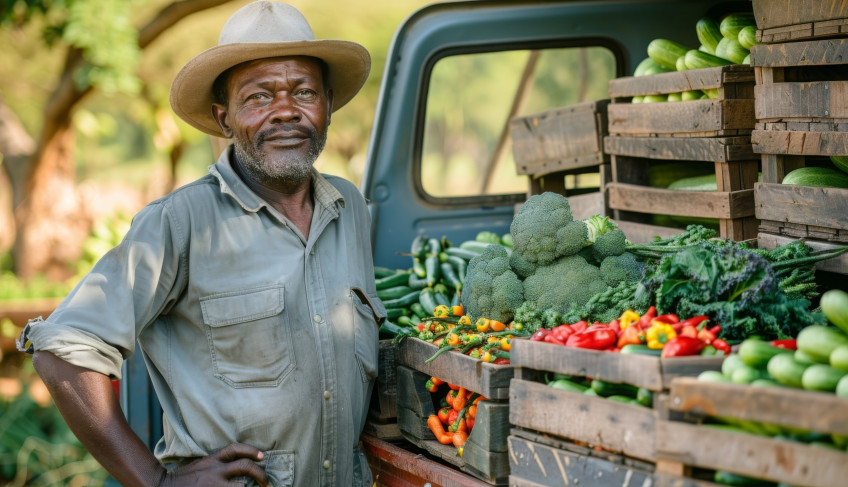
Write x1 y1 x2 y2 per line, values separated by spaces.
509 99 610 220
396 337 514 485
750 0 848 280
507 339 724 487
364 340 402 440
604 66 760 244
654 377 848 486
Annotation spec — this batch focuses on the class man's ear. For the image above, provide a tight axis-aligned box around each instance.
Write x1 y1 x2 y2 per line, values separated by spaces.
211 103 233 138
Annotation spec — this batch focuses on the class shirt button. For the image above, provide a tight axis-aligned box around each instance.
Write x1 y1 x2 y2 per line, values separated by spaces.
313 314 322 323
323 460 330 469
324 390 330 400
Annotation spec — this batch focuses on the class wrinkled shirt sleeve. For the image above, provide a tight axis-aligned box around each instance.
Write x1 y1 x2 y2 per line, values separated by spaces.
18 201 185 379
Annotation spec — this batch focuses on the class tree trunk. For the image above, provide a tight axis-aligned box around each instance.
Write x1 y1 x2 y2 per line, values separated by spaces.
0 96 35 253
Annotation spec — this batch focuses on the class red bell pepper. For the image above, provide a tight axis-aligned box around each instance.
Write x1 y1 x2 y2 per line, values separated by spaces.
570 321 589 334
651 313 679 325
552 324 576 341
770 339 797 350
492 357 510 365
711 338 731 355
566 327 617 350
544 333 567 346
637 306 657 329
530 329 551 342
679 325 698 339
607 319 621 334
674 315 708 332
661 336 706 357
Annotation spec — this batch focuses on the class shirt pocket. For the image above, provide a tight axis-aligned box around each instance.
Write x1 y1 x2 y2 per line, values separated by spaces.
351 288 384 383
200 285 295 388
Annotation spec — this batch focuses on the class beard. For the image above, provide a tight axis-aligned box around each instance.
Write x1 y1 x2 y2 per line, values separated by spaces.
232 124 327 187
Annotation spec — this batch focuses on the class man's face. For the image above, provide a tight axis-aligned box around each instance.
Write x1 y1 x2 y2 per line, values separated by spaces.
213 56 333 187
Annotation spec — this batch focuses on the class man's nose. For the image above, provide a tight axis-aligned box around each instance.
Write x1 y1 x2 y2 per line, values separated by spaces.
268 93 300 122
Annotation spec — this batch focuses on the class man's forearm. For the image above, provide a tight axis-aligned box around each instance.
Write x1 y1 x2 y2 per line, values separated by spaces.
33 351 166 487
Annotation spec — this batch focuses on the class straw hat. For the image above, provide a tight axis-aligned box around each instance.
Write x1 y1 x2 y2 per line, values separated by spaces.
170 1 371 137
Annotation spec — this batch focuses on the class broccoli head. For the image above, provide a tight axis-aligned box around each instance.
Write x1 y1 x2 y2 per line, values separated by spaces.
510 192 588 267
522 254 609 316
583 215 627 262
460 243 524 323
599 252 646 288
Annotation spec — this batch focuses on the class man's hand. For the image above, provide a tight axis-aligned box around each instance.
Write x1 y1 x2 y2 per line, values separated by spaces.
160 443 269 487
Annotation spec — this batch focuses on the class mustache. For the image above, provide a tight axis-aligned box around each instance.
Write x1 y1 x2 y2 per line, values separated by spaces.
255 124 316 145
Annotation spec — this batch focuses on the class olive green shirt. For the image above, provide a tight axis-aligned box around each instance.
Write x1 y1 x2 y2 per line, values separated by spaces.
20 147 386 487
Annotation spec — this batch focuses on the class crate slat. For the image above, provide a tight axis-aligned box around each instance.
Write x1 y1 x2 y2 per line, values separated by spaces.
751 38 848 67
608 100 755 137
608 66 754 98
754 182 848 230
752 128 848 155
753 0 848 39
604 135 755 162
607 183 755 219
755 81 848 121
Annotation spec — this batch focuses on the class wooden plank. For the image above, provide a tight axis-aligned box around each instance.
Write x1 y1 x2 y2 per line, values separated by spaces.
510 100 609 174
758 153 805 184
752 0 848 30
604 135 755 162
616 221 684 244
754 182 848 230
509 379 657 461
608 66 753 98
758 233 848 274
752 129 848 156
756 81 848 120
608 100 755 137
656 420 848 487
607 183 755 219
750 38 848 68
564 191 605 221
398 337 514 400
668 377 848 436
361 434 492 487
507 433 656 487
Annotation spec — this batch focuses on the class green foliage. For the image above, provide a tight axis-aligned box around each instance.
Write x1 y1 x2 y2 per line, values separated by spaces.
460 243 523 324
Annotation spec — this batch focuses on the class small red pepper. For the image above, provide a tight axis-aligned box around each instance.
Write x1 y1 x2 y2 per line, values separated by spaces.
437 406 451 424
607 319 621 334
552 324 576 341
770 339 797 350
566 328 618 350
446 408 459 426
674 315 708 332
570 321 589 335
616 323 644 348
696 327 716 344
661 336 706 357
544 333 567 346
530 329 551 342
652 314 679 325
711 338 731 355
679 325 698 339
493 357 510 365
637 306 657 329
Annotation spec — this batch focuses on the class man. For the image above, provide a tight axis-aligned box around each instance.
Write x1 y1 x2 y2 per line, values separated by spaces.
17 2 385 486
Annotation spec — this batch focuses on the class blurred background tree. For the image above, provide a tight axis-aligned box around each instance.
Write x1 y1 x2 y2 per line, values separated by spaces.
0 0 434 283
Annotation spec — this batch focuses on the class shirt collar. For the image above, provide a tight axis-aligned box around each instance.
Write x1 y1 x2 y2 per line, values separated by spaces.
209 145 344 215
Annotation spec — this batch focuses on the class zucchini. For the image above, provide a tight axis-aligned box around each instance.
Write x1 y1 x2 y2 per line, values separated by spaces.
737 25 758 50
802 364 847 392
385 308 406 320
767 353 810 388
696 17 722 54
684 49 732 70
647 38 689 70
377 285 414 301
382 290 422 309
440 262 463 290
376 271 412 290
738 338 792 368
408 273 428 290
410 302 427 321
782 167 848 188
590 379 639 398
821 289 848 334
445 246 481 261
831 155 848 175
719 12 756 40
797 325 848 363
458 240 493 254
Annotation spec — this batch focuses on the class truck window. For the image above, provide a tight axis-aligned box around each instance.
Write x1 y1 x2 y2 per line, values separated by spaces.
421 46 617 198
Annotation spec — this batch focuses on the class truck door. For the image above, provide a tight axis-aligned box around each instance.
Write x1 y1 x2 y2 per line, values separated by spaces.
361 0 749 269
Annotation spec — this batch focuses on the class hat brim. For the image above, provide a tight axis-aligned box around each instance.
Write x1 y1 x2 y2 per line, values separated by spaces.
170 39 370 137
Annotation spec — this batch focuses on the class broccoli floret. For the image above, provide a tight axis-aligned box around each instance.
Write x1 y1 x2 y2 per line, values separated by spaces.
460 244 524 323
513 301 545 334
510 192 588 268
509 249 538 279
599 252 646 288
522 254 609 316
583 215 627 261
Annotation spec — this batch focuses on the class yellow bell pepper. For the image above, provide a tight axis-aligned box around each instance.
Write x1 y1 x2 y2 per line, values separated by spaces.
618 310 640 329
476 318 491 332
646 323 677 349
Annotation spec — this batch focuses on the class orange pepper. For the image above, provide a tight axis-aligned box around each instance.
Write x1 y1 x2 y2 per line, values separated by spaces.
490 320 507 332
452 387 467 411
446 333 461 346
458 315 472 325
451 305 464 316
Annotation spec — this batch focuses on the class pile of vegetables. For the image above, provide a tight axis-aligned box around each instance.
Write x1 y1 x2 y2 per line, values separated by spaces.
546 374 653 409
633 12 758 102
424 378 487 455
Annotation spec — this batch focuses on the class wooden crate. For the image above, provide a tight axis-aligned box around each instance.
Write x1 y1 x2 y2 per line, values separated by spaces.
507 340 724 463
654 377 848 487
752 0 848 43
398 337 514 400
369 340 399 421
607 65 755 138
508 428 720 487
605 135 760 242
396 365 510 485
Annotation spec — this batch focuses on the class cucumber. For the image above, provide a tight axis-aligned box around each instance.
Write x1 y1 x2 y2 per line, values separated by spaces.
668 174 717 191
794 349 817 365
681 90 704 101
636 388 653 407
742 53 751 65
750 378 782 388
377 285 414 301
458 240 493 254
374 266 398 278
647 38 689 70
830 344 848 372
722 38 750 64
549 378 588 393
797 325 848 363
619 344 662 355
633 57 661 77
767 353 810 388
684 49 732 70
836 375 848 398
738 25 758 50
375 271 412 290
675 55 688 72
699 370 730 383
382 290 422 309
831 155 848 175
721 354 747 379
642 94 667 103
782 167 848 188
731 364 762 384
696 17 722 54
738 338 792 368
590 379 639 398
821 289 848 334
418 288 439 316
667 92 682 102
444 246 479 261
802 364 847 392
631 95 644 103
715 37 731 61
719 13 756 40
714 470 773 486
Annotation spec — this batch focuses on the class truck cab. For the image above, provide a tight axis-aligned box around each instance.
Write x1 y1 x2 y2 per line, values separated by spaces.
117 0 753 471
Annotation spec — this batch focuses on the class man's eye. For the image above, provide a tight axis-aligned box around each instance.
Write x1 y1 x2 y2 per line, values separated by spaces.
296 89 317 100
